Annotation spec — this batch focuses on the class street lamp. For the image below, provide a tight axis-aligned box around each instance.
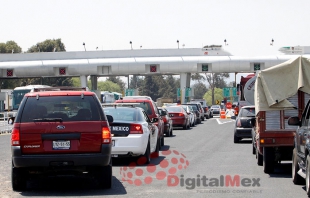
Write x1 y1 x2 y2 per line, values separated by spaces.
130 41 132 50
270 39 274 46
83 42 86 51
224 39 228 46
177 40 179 49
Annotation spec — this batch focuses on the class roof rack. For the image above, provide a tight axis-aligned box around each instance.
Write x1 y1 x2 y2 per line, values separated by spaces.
32 87 89 92
102 103 141 108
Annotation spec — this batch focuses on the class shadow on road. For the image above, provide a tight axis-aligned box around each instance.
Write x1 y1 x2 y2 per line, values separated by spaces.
20 176 126 196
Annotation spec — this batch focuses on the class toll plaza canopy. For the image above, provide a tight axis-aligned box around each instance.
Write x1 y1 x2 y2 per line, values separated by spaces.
255 55 310 112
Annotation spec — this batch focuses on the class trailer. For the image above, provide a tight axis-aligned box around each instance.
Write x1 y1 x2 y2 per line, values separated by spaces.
253 55 310 173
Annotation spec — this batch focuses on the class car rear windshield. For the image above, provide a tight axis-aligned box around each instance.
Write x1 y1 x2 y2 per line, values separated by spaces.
166 106 182 112
20 96 102 122
239 108 255 117
104 108 144 122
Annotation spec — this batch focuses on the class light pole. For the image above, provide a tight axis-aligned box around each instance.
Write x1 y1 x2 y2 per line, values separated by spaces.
83 42 86 51
130 41 132 50
177 40 179 49
224 39 228 46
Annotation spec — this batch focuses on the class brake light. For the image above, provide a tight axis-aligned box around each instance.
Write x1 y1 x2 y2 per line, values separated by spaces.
102 126 111 144
179 113 184 117
11 127 20 146
236 119 242 127
130 124 143 134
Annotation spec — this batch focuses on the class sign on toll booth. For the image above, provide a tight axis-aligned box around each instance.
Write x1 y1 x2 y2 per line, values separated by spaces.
125 89 135 96
223 87 238 102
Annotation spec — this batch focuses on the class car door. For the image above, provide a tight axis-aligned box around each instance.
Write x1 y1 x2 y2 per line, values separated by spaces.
142 110 158 152
297 101 310 154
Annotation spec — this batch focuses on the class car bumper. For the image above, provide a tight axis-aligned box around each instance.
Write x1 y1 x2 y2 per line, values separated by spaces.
12 144 112 168
171 118 186 126
112 134 148 156
234 128 252 138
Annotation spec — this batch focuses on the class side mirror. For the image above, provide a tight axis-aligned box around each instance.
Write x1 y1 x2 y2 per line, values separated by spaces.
152 117 159 123
250 117 256 127
8 117 15 125
288 116 300 126
106 115 114 123
161 111 167 116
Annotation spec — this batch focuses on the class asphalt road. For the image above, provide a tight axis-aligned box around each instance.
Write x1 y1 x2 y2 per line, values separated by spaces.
0 117 307 198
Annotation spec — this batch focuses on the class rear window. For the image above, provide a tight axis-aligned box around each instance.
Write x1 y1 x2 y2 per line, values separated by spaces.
104 108 144 122
19 96 102 122
166 107 182 112
239 108 255 117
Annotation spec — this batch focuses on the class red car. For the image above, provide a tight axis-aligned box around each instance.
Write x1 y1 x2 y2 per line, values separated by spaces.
165 106 190 130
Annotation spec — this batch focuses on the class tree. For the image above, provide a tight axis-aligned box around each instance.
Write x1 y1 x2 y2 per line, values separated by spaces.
192 82 208 99
107 76 126 91
0 41 22 53
191 73 229 104
203 88 224 106
27 38 65 52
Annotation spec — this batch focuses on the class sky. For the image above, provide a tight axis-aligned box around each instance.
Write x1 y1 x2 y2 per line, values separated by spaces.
2 0 310 84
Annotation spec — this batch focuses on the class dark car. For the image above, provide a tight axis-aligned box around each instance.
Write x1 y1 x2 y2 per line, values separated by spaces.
203 106 213 119
166 106 190 130
289 99 310 194
232 105 255 143
182 103 203 124
10 87 113 191
158 107 173 137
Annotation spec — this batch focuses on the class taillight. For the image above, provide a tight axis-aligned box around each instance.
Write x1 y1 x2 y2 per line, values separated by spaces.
102 126 111 144
11 127 20 146
179 113 184 117
236 119 242 127
130 124 143 134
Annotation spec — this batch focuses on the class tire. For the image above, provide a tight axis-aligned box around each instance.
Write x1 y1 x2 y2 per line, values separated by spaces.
201 116 205 121
257 148 263 166
306 155 310 196
96 159 112 189
234 135 239 143
252 137 256 155
170 127 173 136
11 166 27 191
183 123 187 130
263 147 275 174
292 148 304 184
161 135 164 147
143 140 151 164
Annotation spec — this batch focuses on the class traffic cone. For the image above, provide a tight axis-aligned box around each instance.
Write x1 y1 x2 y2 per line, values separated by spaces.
220 109 226 119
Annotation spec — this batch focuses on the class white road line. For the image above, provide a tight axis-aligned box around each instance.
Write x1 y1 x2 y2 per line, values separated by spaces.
216 118 235 125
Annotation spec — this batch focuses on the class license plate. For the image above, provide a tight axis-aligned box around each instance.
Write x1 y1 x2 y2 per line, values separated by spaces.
112 154 118 157
112 140 115 147
53 140 70 150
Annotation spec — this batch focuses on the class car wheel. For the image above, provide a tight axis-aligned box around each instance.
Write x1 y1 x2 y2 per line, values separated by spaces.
11 165 27 191
292 148 304 184
306 156 310 196
263 147 275 174
170 127 173 136
143 140 151 164
201 116 205 121
96 158 112 189
183 124 187 130
233 135 239 143
161 135 164 147
257 148 263 166
252 136 256 155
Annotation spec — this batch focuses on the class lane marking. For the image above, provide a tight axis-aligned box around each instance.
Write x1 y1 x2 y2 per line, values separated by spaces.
216 118 235 125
